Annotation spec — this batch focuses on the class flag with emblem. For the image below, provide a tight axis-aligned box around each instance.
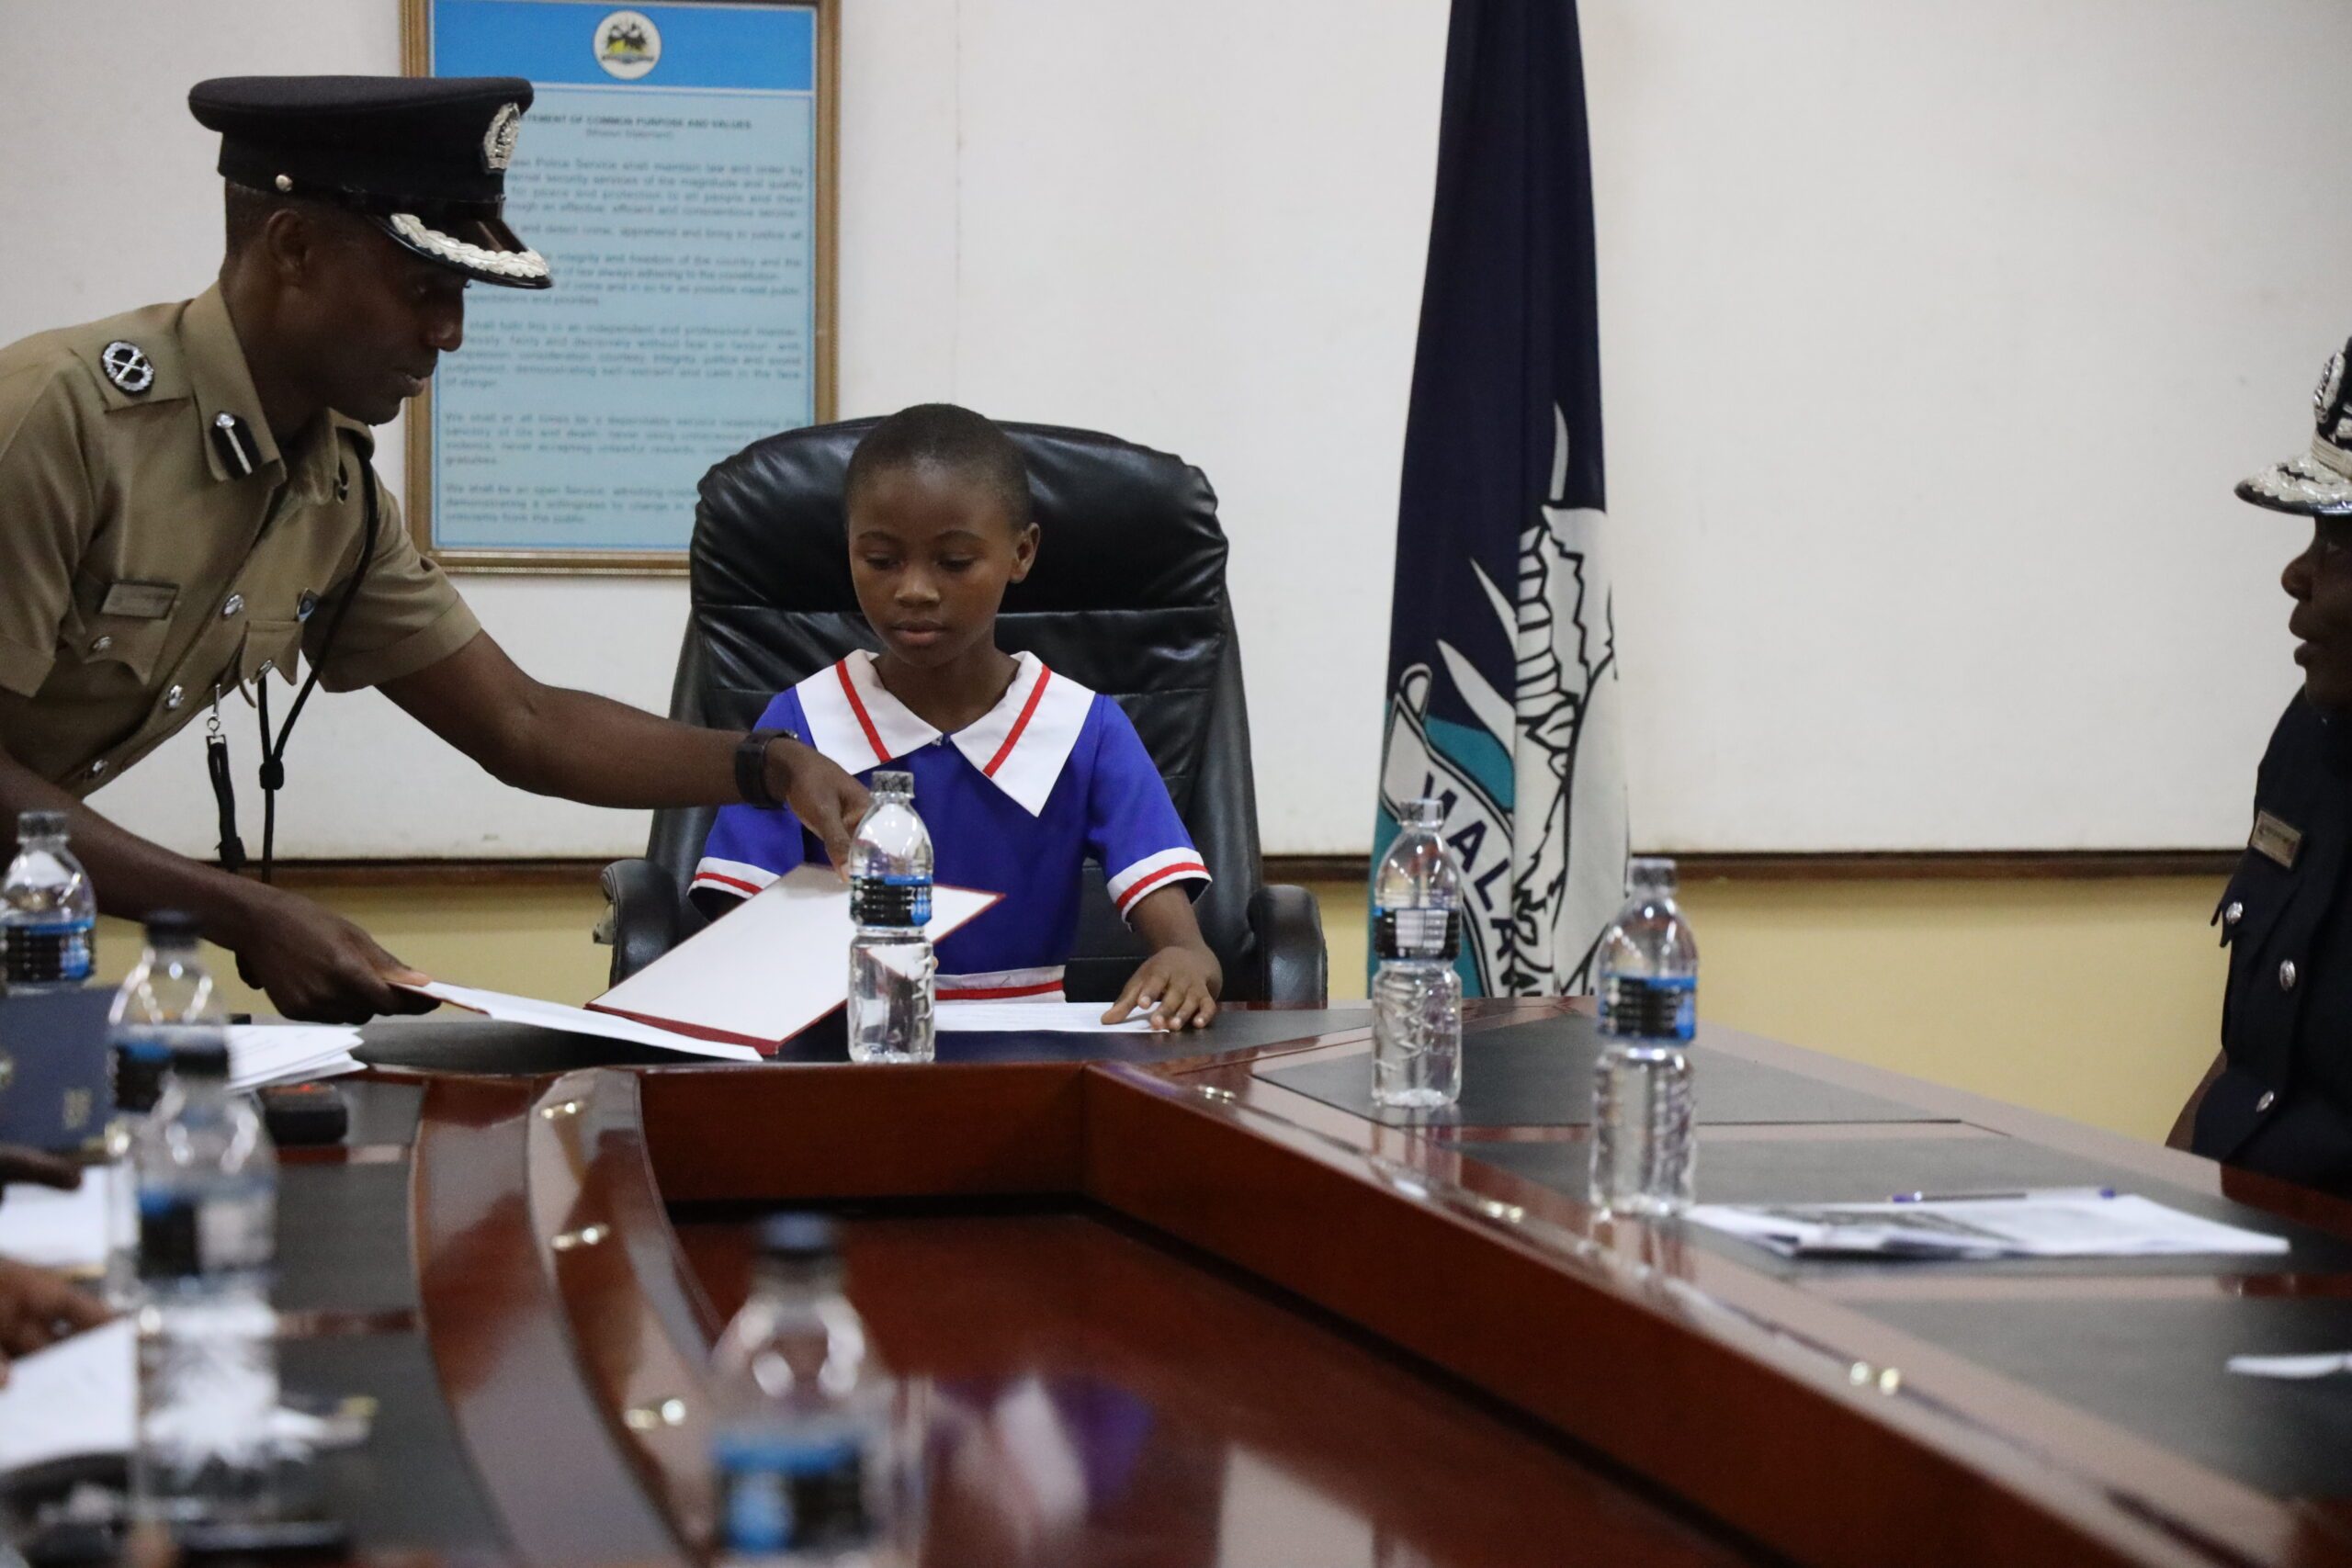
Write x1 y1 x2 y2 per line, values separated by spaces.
1372 0 1626 997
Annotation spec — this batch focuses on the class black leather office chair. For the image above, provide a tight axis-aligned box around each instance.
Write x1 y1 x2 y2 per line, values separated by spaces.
596 417 1329 1006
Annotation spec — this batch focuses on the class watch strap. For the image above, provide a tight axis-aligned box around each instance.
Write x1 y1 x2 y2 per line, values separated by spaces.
736 728 786 809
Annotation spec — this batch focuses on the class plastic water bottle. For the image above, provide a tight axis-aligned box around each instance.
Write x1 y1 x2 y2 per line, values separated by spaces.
707 1213 909 1564
1591 857 1699 1216
1 809 95 994
105 913 221 1307
131 1032 279 1528
1370 798 1464 1109
846 772 934 1065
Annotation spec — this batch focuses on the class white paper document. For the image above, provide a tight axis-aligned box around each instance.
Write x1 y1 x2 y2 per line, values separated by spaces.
227 1024 366 1091
2226 1351 2352 1380
1687 1191 2290 1260
399 980 763 1062
0 1167 109 1271
589 865 1001 1050
0 1319 357 1475
937 1001 1151 1034
0 1317 133 1473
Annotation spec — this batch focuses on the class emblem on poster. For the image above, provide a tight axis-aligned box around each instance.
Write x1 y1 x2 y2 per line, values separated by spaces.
594 9 662 79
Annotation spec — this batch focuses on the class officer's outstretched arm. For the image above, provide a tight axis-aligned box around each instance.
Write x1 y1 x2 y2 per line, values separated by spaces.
0 739 437 1024
383 631 871 867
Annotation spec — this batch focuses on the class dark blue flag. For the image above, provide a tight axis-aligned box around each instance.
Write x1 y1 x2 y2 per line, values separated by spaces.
1373 0 1626 997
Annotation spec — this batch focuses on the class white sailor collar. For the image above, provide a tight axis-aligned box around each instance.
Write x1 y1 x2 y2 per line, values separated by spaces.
796 650 1095 818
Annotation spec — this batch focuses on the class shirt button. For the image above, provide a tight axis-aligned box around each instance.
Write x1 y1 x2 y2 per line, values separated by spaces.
88 635 113 654
2256 1090 2278 1113
85 759 107 779
2223 901 2245 929
220 594 244 619
164 684 185 711
2280 960 2299 992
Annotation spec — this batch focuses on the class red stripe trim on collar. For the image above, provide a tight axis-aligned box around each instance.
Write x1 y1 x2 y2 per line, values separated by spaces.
836 660 891 764
982 664 1054 777
1114 860 1208 913
691 871 763 897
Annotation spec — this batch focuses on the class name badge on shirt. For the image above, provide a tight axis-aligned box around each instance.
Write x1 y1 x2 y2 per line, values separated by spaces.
97 581 179 619
2251 810 2303 870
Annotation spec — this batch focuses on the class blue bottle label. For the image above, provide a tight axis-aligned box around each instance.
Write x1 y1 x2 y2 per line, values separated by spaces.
1600 973 1696 1042
3 918 93 985
851 874 931 928
713 1430 868 1551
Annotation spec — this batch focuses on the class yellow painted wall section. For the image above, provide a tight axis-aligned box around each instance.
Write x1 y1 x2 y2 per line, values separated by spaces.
96 873 2227 1145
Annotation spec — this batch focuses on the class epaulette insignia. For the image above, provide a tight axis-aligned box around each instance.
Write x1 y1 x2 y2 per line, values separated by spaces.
100 341 154 395
212 412 256 478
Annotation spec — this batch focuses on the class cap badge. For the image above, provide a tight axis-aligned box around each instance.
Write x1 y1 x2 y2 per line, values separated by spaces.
595 10 662 80
482 102 522 174
2317 351 2351 445
100 341 153 396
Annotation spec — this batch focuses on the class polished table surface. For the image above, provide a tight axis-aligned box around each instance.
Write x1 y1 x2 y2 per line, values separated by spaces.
241 999 2352 1566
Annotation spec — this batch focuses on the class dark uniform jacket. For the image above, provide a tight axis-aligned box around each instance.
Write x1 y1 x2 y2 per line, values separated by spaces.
2195 694 2352 1191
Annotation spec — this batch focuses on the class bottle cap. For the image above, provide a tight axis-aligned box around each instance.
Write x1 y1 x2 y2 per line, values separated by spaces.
755 1211 841 1261
871 769 913 799
143 910 202 942
169 1039 232 1079
1401 797 1444 830
1626 856 1679 896
14 808 67 842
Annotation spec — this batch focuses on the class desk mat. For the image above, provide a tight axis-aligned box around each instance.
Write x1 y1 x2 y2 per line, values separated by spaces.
1459 1135 2352 1280
362 1008 1372 1075
1256 1014 1942 1128
278 1161 414 1315
1866 1296 2352 1499
281 1332 504 1553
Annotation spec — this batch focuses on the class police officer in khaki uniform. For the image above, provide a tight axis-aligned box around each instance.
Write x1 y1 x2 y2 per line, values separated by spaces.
2171 336 2352 1195
0 76 866 1023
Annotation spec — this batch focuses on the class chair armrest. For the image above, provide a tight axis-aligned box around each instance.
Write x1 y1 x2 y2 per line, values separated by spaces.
598 858 682 986
1246 884 1328 1007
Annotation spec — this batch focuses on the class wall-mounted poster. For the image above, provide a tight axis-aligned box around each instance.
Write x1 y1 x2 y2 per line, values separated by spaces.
401 0 836 572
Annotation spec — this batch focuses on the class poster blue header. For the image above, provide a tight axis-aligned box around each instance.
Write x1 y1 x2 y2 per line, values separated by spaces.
434 0 814 93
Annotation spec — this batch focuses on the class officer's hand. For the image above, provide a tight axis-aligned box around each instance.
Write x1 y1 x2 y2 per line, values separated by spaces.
0 1146 83 1190
234 888 441 1025
765 737 872 874
0 1256 108 1384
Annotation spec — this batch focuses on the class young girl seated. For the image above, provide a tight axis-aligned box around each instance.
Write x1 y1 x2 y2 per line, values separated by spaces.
692 403 1222 1030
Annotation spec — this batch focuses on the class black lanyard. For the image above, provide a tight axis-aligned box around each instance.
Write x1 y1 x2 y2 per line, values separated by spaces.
207 435 380 883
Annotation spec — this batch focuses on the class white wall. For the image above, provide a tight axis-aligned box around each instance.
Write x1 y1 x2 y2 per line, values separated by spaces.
4 1 2346 859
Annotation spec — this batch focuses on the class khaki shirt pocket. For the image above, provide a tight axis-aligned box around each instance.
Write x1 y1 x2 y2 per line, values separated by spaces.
65 614 172 690
238 618 304 687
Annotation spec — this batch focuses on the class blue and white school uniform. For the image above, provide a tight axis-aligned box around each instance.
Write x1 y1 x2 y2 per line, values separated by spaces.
695 650 1210 1000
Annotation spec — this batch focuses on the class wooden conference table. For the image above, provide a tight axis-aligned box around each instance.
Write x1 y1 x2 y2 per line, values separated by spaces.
258 999 2352 1567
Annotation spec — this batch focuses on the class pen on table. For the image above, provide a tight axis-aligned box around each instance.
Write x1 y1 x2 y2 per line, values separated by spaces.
1888 1186 2117 1203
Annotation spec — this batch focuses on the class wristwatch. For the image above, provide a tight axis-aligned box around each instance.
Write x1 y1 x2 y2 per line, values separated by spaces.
736 728 786 809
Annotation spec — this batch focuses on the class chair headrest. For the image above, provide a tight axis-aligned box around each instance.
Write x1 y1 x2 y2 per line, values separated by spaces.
693 418 1228 614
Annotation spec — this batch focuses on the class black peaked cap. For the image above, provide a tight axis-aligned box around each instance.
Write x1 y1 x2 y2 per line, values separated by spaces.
190 75 550 288
190 75 534 211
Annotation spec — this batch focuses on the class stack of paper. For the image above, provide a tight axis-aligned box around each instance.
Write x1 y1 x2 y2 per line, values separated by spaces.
0 1318 132 1473
0 1167 108 1271
1687 1191 2290 1259
227 1024 366 1091
0 1318 366 1476
400 981 763 1062
588 865 999 1051
937 1001 1150 1034
2227 1351 2352 1379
